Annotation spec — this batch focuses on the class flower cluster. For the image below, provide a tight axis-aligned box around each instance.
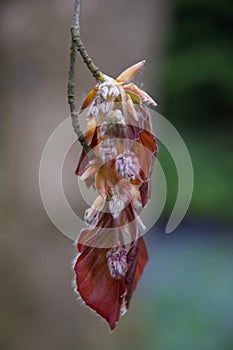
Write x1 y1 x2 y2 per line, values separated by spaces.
73 61 157 330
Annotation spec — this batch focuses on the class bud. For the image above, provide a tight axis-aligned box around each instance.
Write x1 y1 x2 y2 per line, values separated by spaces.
107 246 128 279
99 81 119 99
108 192 128 218
115 151 140 181
99 139 117 162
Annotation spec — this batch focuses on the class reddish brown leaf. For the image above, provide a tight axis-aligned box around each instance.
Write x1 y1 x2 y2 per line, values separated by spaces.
74 246 126 330
140 129 157 155
75 128 98 176
125 238 149 308
139 180 150 207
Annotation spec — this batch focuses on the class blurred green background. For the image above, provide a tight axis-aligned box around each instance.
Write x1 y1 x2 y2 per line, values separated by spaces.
157 0 233 221
0 0 232 350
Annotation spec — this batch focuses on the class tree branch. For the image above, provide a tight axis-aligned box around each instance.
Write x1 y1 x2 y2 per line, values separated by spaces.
67 0 104 153
71 0 104 81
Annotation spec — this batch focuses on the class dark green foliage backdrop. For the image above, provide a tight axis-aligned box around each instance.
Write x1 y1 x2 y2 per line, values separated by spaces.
157 0 232 220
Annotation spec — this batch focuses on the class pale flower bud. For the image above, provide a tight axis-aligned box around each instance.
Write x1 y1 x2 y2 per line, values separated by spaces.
108 193 128 218
99 139 117 162
108 85 119 97
115 151 140 181
99 84 109 99
107 246 128 279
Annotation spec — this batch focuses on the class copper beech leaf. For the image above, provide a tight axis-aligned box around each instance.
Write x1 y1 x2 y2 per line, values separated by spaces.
74 245 126 330
125 238 149 308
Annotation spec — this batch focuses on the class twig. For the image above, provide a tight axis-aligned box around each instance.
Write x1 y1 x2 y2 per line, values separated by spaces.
71 0 104 81
67 0 104 153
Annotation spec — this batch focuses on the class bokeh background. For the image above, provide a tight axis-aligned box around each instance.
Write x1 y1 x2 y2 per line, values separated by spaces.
0 0 232 349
